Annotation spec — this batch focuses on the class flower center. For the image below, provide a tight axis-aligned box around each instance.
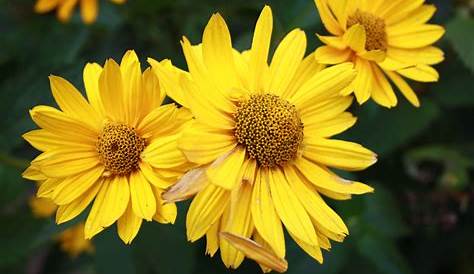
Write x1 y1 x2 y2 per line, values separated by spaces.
97 123 146 175
234 94 304 168
347 10 387 51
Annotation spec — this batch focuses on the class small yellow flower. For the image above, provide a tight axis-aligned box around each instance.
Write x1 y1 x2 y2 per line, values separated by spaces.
29 195 57 218
151 6 377 272
23 50 192 244
34 0 126 24
57 223 94 257
314 0 445 107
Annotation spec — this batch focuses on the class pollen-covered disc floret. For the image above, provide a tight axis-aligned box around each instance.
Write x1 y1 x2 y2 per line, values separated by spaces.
347 10 387 51
97 123 146 175
234 93 304 167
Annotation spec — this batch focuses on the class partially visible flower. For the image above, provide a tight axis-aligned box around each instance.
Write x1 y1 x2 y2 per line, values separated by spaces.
152 6 376 272
29 195 57 218
23 50 192 244
34 0 126 24
57 223 94 257
314 0 445 107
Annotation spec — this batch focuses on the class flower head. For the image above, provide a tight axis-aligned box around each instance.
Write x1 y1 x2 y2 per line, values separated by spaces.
151 6 377 272
314 0 445 107
34 0 126 24
23 50 192 244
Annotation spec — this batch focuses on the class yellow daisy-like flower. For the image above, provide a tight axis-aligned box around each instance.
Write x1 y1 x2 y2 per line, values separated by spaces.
151 6 377 272
314 0 445 107
34 0 126 24
22 50 192 244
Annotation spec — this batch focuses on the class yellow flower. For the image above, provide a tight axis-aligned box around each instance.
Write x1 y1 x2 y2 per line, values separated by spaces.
313 0 445 107
29 195 57 218
34 0 126 24
22 50 192 244
151 6 377 272
57 223 94 257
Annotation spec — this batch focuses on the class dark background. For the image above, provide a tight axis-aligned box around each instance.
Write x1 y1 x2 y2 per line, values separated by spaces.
1 0 473 273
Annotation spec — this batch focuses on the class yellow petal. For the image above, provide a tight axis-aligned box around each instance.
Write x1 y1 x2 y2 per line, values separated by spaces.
288 231 323 263
38 148 100 178
387 46 444 66
283 52 325 99
343 24 366 53
387 24 445 49
80 0 98 24
359 50 386 63
206 219 220 257
386 71 420 107
83 62 105 116
37 178 59 198
120 50 143 126
84 180 107 239
304 112 357 138
136 104 177 139
296 157 374 194
99 176 130 227
269 168 318 246
220 232 288 273
138 161 174 189
51 166 103 205
248 6 273 92
49 75 101 131
267 29 306 96
129 171 156 220
291 63 356 108
384 0 424 26
397 64 439 82
186 183 230 242
300 95 353 124
370 64 398 108
56 182 101 224
317 34 347 50
147 59 185 107
99 59 125 122
284 166 348 236
23 165 46 181
23 129 88 152
178 121 236 165
251 168 286 258
57 0 78 23
152 187 177 224
29 106 97 143
142 135 188 169
207 147 246 190
202 13 241 90
117 201 143 244
303 138 377 171
387 5 437 30
314 46 352 64
353 57 373 104
220 183 254 269
35 0 60 12
313 0 343 35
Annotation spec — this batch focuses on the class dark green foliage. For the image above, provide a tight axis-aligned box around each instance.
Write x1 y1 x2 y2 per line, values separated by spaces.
0 0 473 274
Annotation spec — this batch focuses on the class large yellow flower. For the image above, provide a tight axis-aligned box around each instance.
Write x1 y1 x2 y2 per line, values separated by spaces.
23 50 192 244
151 6 377 272
314 0 445 107
34 0 126 24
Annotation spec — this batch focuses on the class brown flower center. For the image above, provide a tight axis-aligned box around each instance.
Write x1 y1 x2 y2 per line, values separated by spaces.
97 123 146 175
234 94 304 168
347 10 387 51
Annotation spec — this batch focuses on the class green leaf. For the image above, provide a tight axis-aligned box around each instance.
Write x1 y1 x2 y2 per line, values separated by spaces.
446 16 474 72
345 99 440 156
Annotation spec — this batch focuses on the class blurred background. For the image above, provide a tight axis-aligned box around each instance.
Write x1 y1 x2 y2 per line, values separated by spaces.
1 0 473 273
